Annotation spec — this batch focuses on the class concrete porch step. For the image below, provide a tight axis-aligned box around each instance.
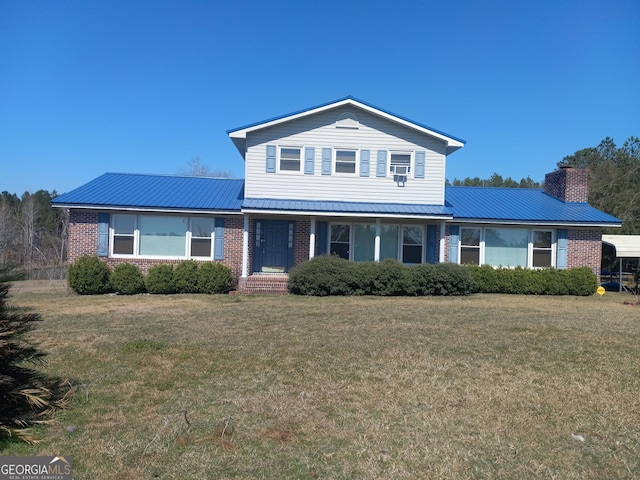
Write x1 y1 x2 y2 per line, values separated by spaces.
239 274 290 295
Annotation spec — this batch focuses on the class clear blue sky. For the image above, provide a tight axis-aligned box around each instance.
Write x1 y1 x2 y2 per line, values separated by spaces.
2 0 638 196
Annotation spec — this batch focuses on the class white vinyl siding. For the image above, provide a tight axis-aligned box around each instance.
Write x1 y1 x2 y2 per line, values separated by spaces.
244 107 447 205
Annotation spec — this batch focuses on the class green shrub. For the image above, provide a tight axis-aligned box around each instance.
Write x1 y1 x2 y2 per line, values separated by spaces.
145 264 176 294
289 256 474 296
68 255 111 295
427 263 476 296
197 262 233 294
467 265 597 296
288 255 358 296
565 267 598 296
173 260 200 294
110 263 146 295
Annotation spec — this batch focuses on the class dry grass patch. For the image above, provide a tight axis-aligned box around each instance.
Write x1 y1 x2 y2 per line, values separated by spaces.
1 281 639 478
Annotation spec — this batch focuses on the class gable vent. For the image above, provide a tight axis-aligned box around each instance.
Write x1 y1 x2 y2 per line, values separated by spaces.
336 112 359 129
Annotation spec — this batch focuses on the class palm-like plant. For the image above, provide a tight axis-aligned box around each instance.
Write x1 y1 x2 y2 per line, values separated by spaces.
0 266 71 443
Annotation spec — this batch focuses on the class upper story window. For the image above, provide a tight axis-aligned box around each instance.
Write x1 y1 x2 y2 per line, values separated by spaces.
279 147 301 172
390 152 412 176
335 149 357 175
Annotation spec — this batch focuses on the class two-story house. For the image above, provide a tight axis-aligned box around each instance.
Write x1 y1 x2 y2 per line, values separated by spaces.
52 96 621 293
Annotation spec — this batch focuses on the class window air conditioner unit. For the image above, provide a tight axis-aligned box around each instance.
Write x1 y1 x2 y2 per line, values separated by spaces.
393 165 408 176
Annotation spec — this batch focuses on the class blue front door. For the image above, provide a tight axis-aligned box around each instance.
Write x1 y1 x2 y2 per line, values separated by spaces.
254 220 294 273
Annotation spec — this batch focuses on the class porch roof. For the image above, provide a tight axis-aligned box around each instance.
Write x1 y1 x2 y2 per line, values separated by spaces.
242 197 453 218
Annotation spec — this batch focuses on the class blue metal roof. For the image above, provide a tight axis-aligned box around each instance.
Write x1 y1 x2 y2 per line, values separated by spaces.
52 173 622 226
227 95 466 144
445 186 622 225
242 197 453 217
52 173 244 212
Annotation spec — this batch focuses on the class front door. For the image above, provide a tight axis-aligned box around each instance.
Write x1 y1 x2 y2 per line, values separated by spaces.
254 220 294 273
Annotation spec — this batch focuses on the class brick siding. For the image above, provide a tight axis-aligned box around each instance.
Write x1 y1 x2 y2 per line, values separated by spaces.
68 210 603 286
567 228 602 277
68 210 100 262
295 219 311 267
68 210 246 287
544 167 589 203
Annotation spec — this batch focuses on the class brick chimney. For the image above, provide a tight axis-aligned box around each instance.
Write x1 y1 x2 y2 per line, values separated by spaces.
544 166 589 203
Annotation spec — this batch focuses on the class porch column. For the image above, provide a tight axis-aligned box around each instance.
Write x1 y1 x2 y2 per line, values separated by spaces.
374 218 381 262
309 216 316 259
242 215 249 277
439 221 446 263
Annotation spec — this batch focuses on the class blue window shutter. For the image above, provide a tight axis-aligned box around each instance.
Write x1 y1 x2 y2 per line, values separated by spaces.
415 151 426 179
214 218 225 260
266 145 276 173
304 147 315 175
97 212 109 257
449 225 459 263
426 224 437 264
557 229 568 269
322 148 332 175
317 221 328 255
360 149 370 177
376 150 387 177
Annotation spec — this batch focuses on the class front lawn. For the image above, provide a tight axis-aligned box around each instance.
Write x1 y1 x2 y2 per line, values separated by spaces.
2 281 639 479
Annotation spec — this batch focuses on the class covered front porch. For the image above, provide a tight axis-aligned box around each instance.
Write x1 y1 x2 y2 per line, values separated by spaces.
237 211 450 293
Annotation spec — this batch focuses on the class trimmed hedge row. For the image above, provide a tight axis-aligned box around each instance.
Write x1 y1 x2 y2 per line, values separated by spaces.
468 265 597 296
288 255 598 297
287 256 475 296
68 256 232 295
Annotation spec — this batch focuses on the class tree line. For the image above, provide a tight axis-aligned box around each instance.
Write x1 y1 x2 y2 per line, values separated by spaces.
0 190 68 279
1 138 637 277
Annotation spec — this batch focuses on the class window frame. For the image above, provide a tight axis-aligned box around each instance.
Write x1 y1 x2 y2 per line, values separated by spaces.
459 227 481 265
455 226 557 268
112 214 137 256
189 217 215 259
278 146 303 173
329 224 351 259
110 214 218 260
333 148 358 176
389 151 413 177
530 229 555 268
327 222 426 264
402 225 424 264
